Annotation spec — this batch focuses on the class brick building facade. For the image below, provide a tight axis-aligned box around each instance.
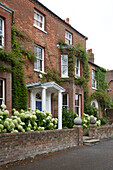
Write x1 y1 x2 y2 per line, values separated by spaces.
0 0 87 126
105 70 113 102
0 3 14 114
88 49 103 118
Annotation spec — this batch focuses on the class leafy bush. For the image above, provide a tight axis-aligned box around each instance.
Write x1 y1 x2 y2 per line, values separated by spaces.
100 117 108 125
62 109 78 129
0 105 58 133
82 113 101 129
84 104 99 119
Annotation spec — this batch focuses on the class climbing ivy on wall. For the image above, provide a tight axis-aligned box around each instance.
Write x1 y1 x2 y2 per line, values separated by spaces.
95 67 107 91
91 66 112 112
42 41 90 112
0 25 36 110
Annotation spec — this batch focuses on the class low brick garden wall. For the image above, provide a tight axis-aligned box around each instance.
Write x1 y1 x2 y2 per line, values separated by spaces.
0 126 83 166
89 124 113 139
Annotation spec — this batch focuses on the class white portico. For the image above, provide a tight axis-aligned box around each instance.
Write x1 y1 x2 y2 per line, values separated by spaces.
26 81 65 129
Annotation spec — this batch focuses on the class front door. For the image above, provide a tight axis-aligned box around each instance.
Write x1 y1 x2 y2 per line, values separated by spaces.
36 101 42 111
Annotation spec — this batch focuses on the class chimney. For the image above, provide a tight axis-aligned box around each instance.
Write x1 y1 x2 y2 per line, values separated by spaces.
87 49 92 53
66 18 69 24
88 49 94 63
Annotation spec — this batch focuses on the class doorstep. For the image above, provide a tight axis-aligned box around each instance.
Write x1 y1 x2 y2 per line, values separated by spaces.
83 136 100 146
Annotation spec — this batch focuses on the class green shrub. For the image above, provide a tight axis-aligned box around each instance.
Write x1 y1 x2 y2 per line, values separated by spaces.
84 104 99 119
62 108 78 129
100 117 108 125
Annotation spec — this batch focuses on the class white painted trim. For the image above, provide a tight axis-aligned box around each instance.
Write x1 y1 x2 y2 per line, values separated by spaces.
0 5 13 13
75 57 80 77
34 45 44 72
92 70 97 89
42 87 46 111
61 55 68 78
65 30 72 45
58 91 62 129
0 79 5 105
34 69 47 75
79 95 81 117
91 100 98 109
0 18 4 47
33 25 47 34
75 94 81 117
34 9 47 33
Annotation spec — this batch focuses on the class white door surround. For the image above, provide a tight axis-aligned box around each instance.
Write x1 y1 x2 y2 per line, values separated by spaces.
26 81 65 129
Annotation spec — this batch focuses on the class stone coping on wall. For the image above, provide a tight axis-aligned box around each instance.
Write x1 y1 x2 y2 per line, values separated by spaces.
89 124 113 139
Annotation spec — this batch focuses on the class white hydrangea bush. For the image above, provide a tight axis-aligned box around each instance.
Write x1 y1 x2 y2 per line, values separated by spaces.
0 105 58 133
82 113 101 129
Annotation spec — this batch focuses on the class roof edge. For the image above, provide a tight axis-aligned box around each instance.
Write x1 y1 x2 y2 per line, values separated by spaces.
0 2 14 13
31 0 88 40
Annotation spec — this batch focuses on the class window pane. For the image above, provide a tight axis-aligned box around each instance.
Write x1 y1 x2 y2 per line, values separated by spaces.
75 94 79 106
75 57 79 67
37 60 42 71
39 16 43 22
34 12 37 19
0 20 2 32
37 47 42 59
75 68 79 75
34 61 37 69
34 45 44 71
65 39 69 45
0 80 3 98
63 94 67 105
40 23 42 28
0 36 2 46
92 79 96 88
75 107 79 115
34 10 44 30
62 66 68 76
65 31 72 45
62 55 68 65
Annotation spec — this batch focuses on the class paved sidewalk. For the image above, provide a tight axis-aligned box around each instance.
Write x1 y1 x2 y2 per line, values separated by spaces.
1 139 113 170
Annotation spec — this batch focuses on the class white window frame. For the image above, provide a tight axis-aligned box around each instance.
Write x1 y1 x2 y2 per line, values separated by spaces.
91 100 98 109
62 93 69 109
65 30 72 45
92 70 97 89
75 94 81 117
34 9 45 31
61 55 69 78
0 18 4 48
34 45 44 73
75 57 80 77
0 79 5 105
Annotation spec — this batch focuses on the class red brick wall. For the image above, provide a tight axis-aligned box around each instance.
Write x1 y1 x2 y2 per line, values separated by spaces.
107 81 113 101
1 0 86 83
88 63 102 118
0 0 86 114
105 70 113 84
0 127 83 166
105 70 113 102
88 64 96 95
0 5 12 114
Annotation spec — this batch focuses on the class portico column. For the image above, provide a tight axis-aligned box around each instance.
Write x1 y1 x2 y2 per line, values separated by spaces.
58 91 62 129
42 87 47 111
48 93 51 113
30 90 35 110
